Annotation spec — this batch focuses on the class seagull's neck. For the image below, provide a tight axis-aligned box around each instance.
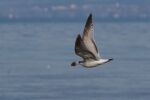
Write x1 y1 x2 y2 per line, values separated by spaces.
79 61 84 64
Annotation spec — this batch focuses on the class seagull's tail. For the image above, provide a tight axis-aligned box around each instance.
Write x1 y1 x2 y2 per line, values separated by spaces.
71 61 78 67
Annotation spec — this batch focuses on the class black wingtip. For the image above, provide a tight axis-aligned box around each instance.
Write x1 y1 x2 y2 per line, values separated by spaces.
84 13 92 32
89 13 92 16
88 13 92 19
77 34 81 38
109 58 114 61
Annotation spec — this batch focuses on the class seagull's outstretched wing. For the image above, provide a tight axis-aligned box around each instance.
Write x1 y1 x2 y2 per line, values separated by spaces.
82 14 100 60
75 34 97 60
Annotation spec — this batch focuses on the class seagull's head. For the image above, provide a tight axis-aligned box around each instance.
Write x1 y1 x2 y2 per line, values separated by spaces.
71 62 77 67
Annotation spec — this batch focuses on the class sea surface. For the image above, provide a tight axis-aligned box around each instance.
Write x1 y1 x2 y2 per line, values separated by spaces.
0 21 150 100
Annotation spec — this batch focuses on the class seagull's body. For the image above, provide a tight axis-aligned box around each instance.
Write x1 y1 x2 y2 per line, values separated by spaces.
71 14 113 68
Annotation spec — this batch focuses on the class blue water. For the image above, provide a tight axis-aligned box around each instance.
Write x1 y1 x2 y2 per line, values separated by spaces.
0 22 150 100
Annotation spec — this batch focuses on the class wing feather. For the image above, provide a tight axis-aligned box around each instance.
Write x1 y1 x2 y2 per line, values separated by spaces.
75 34 97 60
82 14 100 60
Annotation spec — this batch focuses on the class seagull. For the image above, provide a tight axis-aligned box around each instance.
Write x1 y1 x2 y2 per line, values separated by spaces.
71 13 113 68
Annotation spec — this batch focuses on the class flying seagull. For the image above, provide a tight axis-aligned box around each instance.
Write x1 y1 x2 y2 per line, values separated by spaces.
71 14 113 68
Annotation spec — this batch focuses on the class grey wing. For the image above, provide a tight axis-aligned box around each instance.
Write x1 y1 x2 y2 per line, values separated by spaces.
82 13 100 60
75 34 97 60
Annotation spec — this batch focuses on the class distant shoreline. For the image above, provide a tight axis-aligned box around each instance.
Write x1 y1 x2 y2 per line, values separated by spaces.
1 18 150 23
